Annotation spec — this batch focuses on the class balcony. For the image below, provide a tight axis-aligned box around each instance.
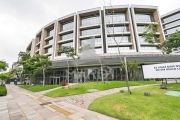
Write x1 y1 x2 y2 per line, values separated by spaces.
59 29 74 35
36 41 41 46
58 38 73 44
80 34 101 39
35 49 40 53
80 24 100 29
45 35 53 41
44 43 52 48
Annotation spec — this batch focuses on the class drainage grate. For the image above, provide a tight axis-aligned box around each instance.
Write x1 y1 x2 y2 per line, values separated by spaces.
40 102 52 106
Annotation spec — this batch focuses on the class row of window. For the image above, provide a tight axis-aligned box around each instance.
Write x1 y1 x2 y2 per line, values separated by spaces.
81 16 100 26
165 25 180 34
61 21 74 31
81 28 101 36
106 26 128 33
135 13 154 22
163 20 180 29
106 13 126 23
60 32 73 40
107 36 130 44
162 12 180 23
81 38 102 46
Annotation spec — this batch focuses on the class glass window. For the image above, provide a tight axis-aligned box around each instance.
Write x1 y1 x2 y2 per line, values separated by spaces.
139 36 158 43
163 12 180 23
60 33 73 40
81 28 101 36
47 29 54 37
81 16 100 26
62 21 74 31
80 37 102 46
106 13 126 23
135 13 154 22
108 46 130 51
166 25 180 34
60 42 73 47
46 39 53 45
45 47 53 53
141 46 158 50
137 26 147 32
107 36 129 44
106 26 128 33
164 20 180 29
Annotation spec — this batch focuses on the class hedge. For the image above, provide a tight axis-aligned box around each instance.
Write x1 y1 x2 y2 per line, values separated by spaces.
0 85 7 96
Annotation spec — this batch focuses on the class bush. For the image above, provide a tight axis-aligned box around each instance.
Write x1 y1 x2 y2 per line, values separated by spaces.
61 80 66 86
0 85 7 96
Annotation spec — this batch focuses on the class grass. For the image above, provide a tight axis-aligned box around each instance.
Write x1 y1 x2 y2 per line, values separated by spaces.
88 83 180 120
167 83 180 91
45 81 157 97
19 84 61 92
0 85 7 96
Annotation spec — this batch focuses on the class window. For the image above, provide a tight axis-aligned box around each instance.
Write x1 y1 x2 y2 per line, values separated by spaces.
62 21 74 31
108 46 130 51
46 39 53 45
106 26 128 33
81 28 101 36
137 26 147 32
163 12 180 23
45 47 53 53
81 16 100 26
141 46 158 50
38 36 41 42
166 25 180 34
47 29 54 37
60 33 73 40
135 13 154 22
164 20 180 29
107 36 129 44
139 36 158 43
81 38 101 46
60 42 73 47
106 13 126 23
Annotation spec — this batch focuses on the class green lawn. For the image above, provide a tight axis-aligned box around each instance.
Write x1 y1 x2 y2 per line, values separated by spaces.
88 83 180 120
45 81 157 97
19 85 61 92
167 83 180 91
0 85 7 96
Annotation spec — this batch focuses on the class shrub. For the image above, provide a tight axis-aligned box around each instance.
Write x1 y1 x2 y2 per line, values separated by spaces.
0 85 7 96
61 80 66 86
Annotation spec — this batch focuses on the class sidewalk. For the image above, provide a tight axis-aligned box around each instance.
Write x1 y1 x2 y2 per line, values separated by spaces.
0 85 117 120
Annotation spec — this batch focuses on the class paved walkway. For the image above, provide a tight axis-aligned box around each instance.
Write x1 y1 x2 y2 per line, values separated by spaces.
0 85 117 120
38 84 158 109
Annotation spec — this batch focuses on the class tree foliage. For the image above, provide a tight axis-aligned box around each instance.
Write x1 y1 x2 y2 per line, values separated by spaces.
0 60 8 71
120 59 138 81
57 46 79 59
142 23 159 44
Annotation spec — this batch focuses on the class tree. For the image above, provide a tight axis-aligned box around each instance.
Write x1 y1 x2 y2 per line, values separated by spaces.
120 59 138 81
0 60 8 71
0 72 11 85
33 54 52 86
160 31 180 54
57 46 80 84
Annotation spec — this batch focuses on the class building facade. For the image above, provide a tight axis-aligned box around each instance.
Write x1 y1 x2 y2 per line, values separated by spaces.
161 8 180 53
25 5 180 84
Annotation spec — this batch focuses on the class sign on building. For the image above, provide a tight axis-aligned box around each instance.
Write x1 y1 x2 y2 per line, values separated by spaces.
142 62 180 79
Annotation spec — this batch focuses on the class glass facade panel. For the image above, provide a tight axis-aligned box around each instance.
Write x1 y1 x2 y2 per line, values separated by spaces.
47 29 54 37
62 21 74 31
107 36 129 44
135 13 154 22
60 33 73 40
81 38 101 46
137 26 147 32
81 16 100 26
81 28 101 36
163 12 180 23
106 26 128 33
60 42 73 47
164 20 180 29
108 46 130 51
45 47 53 53
165 25 180 34
106 13 126 23
141 46 158 50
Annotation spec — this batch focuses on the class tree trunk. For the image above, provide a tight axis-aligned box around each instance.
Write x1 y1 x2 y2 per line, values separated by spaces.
67 61 70 88
101 65 104 83
43 69 45 86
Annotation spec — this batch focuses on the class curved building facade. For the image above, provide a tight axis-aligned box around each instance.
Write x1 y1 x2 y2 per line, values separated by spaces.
25 5 180 84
